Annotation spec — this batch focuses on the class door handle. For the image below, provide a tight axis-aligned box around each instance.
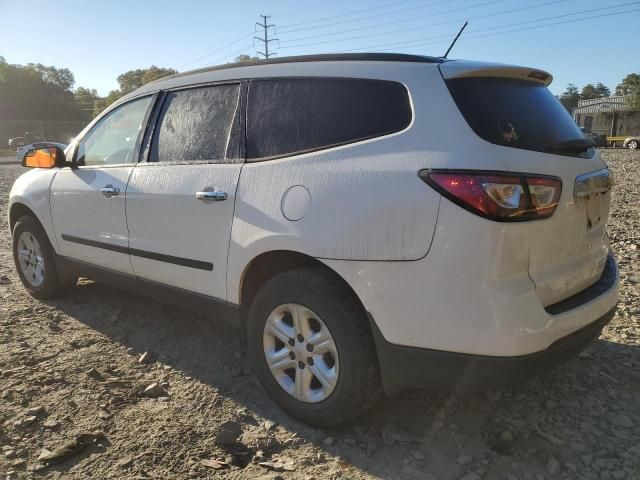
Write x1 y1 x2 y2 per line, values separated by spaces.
100 185 120 198
196 191 227 201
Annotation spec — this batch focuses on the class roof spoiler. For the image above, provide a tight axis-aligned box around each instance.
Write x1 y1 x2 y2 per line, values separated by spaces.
439 60 552 86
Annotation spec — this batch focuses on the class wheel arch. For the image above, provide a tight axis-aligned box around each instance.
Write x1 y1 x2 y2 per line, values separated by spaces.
238 250 369 329
9 201 41 235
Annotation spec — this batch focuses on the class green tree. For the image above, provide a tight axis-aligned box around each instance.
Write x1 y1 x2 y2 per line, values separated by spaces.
27 63 75 91
233 54 260 63
93 66 177 116
558 83 580 111
615 73 640 109
580 83 609 100
0 59 84 121
74 87 100 120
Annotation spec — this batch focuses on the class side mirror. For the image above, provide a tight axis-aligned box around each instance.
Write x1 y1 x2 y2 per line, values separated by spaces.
21 145 67 169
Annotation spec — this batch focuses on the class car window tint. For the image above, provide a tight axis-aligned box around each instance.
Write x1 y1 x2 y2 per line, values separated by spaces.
76 96 152 166
446 77 589 157
246 78 412 159
149 84 240 162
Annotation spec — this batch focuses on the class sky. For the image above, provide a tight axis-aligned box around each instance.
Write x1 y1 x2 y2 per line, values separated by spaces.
0 0 638 96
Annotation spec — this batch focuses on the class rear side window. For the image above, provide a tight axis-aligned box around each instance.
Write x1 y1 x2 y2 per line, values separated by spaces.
149 84 240 162
446 78 590 157
247 78 412 159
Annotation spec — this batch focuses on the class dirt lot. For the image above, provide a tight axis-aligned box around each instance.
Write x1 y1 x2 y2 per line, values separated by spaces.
1 151 639 480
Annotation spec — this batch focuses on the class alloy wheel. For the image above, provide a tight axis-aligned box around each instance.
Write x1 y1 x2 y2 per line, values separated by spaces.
17 231 45 287
263 303 339 403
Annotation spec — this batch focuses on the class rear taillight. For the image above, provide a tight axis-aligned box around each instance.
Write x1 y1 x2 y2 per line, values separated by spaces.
419 170 562 221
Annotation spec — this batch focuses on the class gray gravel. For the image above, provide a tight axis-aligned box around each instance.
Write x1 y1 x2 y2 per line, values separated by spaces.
0 150 639 479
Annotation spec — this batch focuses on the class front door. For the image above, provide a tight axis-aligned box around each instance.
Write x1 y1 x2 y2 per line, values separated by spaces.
50 95 154 273
125 83 243 303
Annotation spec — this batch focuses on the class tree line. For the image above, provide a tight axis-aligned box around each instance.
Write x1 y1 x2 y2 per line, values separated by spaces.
0 54 261 124
3 54 639 124
558 73 640 111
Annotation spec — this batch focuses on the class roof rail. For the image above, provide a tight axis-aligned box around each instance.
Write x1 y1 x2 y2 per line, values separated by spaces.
154 53 444 84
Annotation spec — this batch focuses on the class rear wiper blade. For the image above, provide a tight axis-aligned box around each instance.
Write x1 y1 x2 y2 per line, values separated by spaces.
547 138 594 153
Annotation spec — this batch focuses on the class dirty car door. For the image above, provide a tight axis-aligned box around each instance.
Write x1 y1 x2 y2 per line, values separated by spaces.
125 83 243 307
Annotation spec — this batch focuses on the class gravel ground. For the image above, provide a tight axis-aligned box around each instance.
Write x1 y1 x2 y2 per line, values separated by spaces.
0 150 639 480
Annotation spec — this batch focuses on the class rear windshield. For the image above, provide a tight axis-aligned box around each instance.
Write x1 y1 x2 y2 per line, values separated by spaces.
446 77 591 157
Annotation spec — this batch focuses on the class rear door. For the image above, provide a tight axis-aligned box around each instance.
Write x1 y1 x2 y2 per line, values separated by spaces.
125 83 243 303
50 95 154 273
442 65 612 306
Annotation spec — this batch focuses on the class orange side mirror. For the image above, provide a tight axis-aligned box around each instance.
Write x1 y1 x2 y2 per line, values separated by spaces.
22 146 66 169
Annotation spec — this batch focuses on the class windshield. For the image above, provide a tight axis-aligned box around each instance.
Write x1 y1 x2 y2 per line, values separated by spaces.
446 77 593 158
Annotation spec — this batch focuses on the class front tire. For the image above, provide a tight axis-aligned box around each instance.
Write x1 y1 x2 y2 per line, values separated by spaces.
247 267 381 427
628 140 638 150
12 215 75 299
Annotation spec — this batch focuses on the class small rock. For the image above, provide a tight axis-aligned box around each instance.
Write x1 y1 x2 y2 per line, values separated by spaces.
3 449 16 459
109 395 124 405
43 419 60 429
323 436 334 446
215 421 242 446
259 457 296 472
200 458 228 469
547 457 561 475
458 454 473 465
24 406 45 417
138 351 152 364
116 457 134 469
141 382 168 398
11 459 26 468
411 451 425 460
86 368 105 381
261 420 276 431
22 415 38 425
0 274 11 284
37 448 53 461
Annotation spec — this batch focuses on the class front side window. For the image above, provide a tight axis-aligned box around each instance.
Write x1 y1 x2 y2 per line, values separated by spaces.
149 84 240 162
246 78 412 160
76 96 152 166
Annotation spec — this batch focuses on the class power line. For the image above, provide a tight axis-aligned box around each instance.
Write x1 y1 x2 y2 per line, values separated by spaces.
277 0 419 31
279 0 568 49
180 32 254 68
333 4 640 54
254 14 279 59
278 0 460 35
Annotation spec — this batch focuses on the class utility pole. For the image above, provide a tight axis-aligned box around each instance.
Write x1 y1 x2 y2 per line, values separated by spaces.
254 15 278 59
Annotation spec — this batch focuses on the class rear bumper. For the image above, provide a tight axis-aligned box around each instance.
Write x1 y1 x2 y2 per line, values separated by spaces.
371 306 615 394
370 255 618 394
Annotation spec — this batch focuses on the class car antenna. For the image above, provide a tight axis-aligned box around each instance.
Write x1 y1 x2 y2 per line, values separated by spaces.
443 21 468 59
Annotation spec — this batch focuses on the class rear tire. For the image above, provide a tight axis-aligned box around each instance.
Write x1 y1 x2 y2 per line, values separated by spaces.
12 215 76 299
247 266 381 427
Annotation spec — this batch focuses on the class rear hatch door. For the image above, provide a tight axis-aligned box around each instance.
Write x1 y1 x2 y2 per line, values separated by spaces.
441 61 612 306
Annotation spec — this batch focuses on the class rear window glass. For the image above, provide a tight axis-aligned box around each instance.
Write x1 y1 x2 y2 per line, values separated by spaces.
246 78 412 159
446 78 590 157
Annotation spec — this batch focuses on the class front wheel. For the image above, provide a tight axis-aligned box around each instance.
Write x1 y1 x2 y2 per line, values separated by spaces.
12 215 75 299
628 140 638 150
247 267 381 427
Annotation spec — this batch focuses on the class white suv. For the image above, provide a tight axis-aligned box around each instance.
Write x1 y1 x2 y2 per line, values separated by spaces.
8 54 619 427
